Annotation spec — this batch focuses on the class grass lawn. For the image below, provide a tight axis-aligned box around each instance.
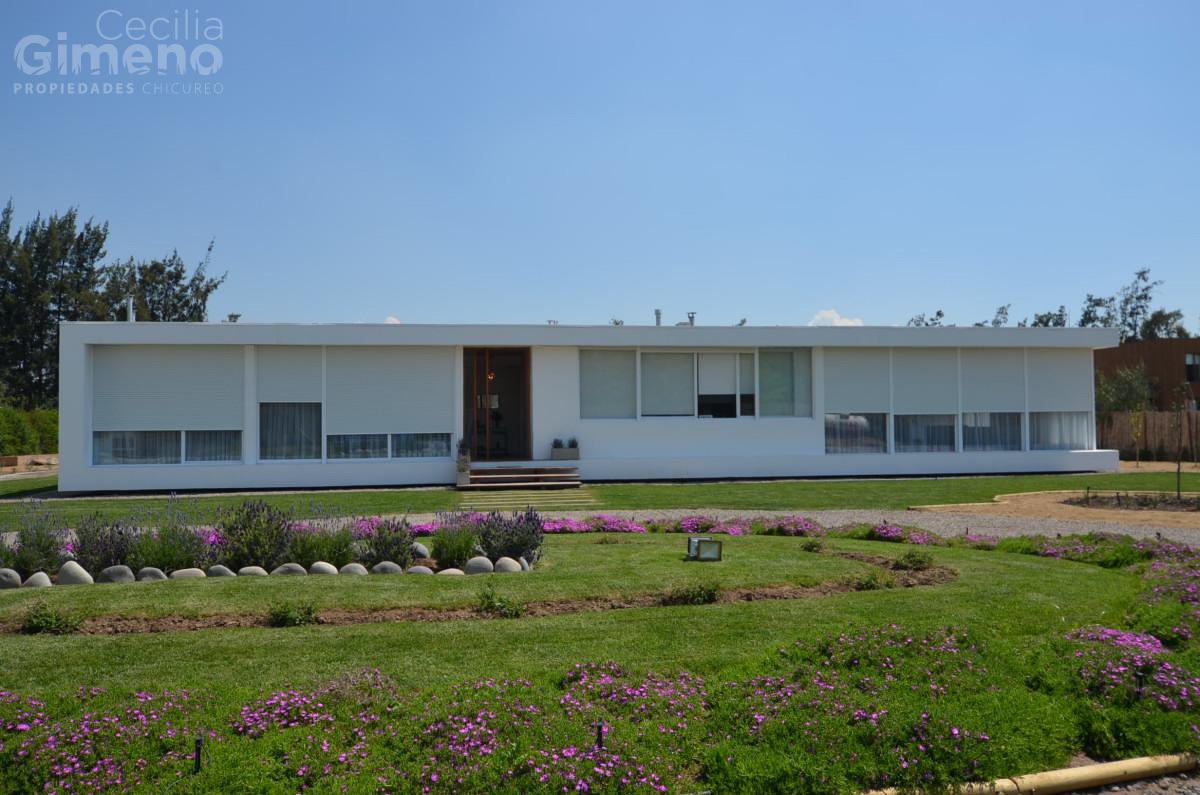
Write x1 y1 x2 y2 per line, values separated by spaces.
1 529 1183 794
2 470 1199 528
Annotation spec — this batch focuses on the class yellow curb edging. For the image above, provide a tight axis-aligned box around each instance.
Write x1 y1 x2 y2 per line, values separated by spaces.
865 752 1199 795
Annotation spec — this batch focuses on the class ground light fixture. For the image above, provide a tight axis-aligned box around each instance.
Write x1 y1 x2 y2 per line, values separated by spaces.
686 537 723 561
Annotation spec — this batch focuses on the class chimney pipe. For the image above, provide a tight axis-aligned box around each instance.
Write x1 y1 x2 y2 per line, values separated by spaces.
126 297 135 323
687 312 696 326
654 309 662 326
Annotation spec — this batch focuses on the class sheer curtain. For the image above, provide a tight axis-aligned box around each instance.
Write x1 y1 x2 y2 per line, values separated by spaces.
327 434 388 459
640 353 694 416
895 414 956 452
185 430 242 462
259 403 322 460
824 413 888 454
758 350 794 416
93 431 181 465
1030 411 1090 450
962 412 1022 451
579 350 637 419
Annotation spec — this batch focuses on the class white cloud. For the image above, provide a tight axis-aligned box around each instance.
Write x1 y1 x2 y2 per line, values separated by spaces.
384 315 401 324
808 308 864 327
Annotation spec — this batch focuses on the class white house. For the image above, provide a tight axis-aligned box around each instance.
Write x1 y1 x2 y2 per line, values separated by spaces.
57 321 1119 493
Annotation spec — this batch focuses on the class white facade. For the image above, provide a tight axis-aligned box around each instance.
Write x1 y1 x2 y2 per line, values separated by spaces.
58 322 1119 492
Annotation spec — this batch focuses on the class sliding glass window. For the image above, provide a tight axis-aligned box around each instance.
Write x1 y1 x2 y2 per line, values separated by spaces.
894 414 956 453
640 353 695 417
185 430 242 462
392 433 451 458
327 434 388 459
962 412 1022 451
1030 411 1090 450
259 402 322 460
93 431 181 465
824 413 888 454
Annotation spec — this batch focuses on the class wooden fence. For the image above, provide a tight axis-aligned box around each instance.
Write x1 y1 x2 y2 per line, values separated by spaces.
1098 411 1200 460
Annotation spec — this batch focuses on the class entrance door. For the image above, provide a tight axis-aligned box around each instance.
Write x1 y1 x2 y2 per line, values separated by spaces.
463 348 531 460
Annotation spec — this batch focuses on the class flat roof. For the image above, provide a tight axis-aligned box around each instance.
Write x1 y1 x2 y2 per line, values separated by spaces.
60 322 1120 349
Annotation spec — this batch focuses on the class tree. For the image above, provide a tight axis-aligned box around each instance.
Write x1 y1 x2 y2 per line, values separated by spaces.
907 309 945 327
1115 268 1161 343
1095 363 1153 465
0 202 109 408
1139 308 1190 340
1029 306 1068 327
1079 293 1116 330
975 305 1010 327
98 242 224 322
1166 382 1193 499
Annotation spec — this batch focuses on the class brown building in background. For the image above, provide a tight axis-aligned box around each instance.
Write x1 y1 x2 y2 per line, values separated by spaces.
1094 338 1200 410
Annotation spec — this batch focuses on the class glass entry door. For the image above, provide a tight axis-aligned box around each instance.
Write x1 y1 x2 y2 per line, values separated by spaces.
463 348 531 460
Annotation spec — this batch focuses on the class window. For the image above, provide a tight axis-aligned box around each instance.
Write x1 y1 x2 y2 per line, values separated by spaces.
739 353 755 416
697 353 737 418
1187 353 1200 383
93 431 181 465
579 350 636 419
962 412 1022 451
392 432 451 458
328 434 388 459
640 353 695 416
895 414 956 453
760 349 813 417
824 413 888 454
1030 411 1090 450
259 402 322 460
185 430 242 462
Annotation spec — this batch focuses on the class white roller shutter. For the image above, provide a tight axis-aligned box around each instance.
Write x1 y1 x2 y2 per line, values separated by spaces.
92 345 243 431
960 348 1025 411
892 348 958 413
257 346 323 403
823 348 890 412
325 346 454 434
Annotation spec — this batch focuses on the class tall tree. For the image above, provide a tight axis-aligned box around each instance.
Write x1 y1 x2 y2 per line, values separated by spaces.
1115 268 1162 342
975 305 1011 327
907 309 945 327
98 242 225 321
1078 293 1117 330
1029 306 1068 327
0 202 108 408
1139 308 1190 340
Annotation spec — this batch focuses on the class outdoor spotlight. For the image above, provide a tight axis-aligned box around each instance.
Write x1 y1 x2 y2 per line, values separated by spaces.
686 537 722 561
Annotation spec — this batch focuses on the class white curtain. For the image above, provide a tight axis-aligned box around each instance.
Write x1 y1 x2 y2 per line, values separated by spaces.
640 353 694 416
259 403 322 460
327 434 388 459
392 433 451 457
824 413 888 454
185 430 242 462
962 412 1022 451
579 350 637 419
1031 411 1090 450
93 431 181 465
895 414 956 452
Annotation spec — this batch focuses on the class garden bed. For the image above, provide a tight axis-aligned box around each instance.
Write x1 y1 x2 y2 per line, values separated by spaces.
1065 492 1200 512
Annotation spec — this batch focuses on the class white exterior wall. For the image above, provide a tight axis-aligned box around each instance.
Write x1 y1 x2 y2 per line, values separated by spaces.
58 322 1119 492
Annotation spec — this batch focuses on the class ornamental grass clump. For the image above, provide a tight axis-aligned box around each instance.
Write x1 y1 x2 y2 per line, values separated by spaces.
124 521 210 574
285 523 353 568
432 517 480 570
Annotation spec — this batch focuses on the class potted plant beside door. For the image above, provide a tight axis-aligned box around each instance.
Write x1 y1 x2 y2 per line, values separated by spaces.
551 438 580 461
456 438 472 486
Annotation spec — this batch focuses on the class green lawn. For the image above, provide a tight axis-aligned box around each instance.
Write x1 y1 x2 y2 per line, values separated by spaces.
0 530 1185 794
3 470 1198 528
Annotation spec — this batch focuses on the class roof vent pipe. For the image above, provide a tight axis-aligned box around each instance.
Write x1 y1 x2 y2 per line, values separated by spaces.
126 297 135 323
654 309 662 326
687 312 696 326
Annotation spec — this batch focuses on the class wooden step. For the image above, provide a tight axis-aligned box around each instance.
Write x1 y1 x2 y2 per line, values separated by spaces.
459 480 582 490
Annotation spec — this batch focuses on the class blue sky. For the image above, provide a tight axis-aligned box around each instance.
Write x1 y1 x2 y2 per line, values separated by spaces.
3 1 1198 328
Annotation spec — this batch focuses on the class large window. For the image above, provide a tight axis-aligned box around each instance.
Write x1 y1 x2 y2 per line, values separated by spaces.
824 413 888 454
185 430 242 462
579 350 637 419
760 349 813 417
640 353 695 417
327 434 388 459
392 433 451 458
259 402 322 460
895 414 956 453
962 412 1022 451
697 353 737 418
1030 411 1090 450
93 431 181 465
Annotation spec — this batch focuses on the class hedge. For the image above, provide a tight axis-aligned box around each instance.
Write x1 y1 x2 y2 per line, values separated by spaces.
0 407 57 456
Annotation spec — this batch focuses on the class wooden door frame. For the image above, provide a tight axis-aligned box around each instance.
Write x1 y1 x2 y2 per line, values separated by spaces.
464 347 532 461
